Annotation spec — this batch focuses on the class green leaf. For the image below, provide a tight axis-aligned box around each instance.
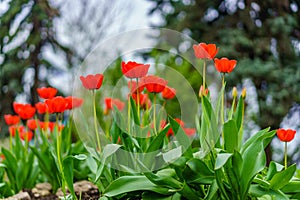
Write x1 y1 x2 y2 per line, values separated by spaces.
183 158 215 184
104 176 171 197
215 153 233 170
281 179 300 193
146 124 170 153
168 116 193 158
162 146 182 163
266 161 284 181
234 97 244 131
130 96 140 125
73 154 87 160
240 128 270 154
269 164 296 190
62 157 75 198
223 120 238 153
249 185 289 200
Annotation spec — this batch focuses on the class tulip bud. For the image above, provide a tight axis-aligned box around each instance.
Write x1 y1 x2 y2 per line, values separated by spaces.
241 88 246 99
232 87 238 98
199 86 209 98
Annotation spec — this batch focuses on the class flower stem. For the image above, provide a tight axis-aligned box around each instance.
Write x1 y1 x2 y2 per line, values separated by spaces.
203 59 206 90
136 78 140 121
128 79 132 135
93 90 101 152
56 113 66 197
153 94 157 135
221 74 225 145
284 142 287 170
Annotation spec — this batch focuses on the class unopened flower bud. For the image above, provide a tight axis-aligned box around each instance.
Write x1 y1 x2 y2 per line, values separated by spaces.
199 85 209 98
232 87 238 98
241 88 246 99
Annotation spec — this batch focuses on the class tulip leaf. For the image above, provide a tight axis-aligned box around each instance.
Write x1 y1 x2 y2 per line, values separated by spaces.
269 164 296 190
223 120 238 153
281 179 300 193
62 156 75 198
215 153 233 170
104 176 171 197
168 116 193 158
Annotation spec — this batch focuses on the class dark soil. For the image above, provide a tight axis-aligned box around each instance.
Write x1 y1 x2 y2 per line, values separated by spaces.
23 188 100 200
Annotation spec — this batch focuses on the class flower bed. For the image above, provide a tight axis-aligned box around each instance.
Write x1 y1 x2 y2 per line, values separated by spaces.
1 42 300 200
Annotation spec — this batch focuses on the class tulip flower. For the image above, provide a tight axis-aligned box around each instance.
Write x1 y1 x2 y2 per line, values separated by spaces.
79 74 104 90
37 87 57 99
27 119 38 130
13 103 36 120
20 130 33 141
4 114 20 125
121 61 150 79
35 102 48 114
277 128 296 169
162 86 176 100
214 58 237 74
142 75 167 94
193 43 219 60
104 98 125 114
9 125 25 137
45 96 68 114
65 96 84 110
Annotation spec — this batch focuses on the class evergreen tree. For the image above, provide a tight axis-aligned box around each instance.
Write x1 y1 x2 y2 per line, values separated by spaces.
147 0 300 131
0 0 72 131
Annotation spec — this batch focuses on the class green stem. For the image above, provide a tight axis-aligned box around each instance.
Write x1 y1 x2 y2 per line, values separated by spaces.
203 59 206 90
284 142 287 170
128 80 132 135
221 74 225 145
136 78 140 121
56 113 66 198
153 94 157 135
93 90 101 152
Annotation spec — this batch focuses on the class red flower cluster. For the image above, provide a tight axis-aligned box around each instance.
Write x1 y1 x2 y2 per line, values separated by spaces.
277 129 296 142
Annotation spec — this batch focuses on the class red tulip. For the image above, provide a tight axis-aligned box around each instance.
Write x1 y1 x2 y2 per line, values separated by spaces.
13 103 36 120
214 58 237 73
37 87 57 99
9 125 25 137
104 98 125 114
20 130 33 141
65 96 84 110
35 102 48 114
131 93 151 109
277 129 296 142
128 80 145 94
121 61 150 79
161 118 185 136
162 86 176 100
142 75 167 93
45 96 68 113
4 114 20 125
27 119 38 130
183 128 196 136
80 74 104 90
193 43 219 60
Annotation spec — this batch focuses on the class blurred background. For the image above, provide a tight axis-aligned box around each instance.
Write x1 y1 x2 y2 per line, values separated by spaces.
1 0 300 164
